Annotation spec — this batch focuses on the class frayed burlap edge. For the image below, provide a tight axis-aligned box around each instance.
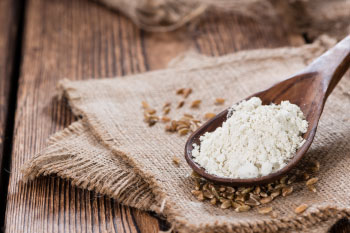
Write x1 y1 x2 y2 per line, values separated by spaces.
21 120 155 210
56 37 350 232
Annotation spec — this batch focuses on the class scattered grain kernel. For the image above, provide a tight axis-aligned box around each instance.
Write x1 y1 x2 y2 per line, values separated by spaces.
253 186 261 195
267 183 274 192
191 190 204 201
226 187 235 193
141 101 149 109
274 184 286 190
196 193 205 201
260 196 273 204
211 187 220 199
191 100 202 108
207 183 214 190
203 190 214 199
177 120 190 126
306 177 318 186
161 116 171 122
165 124 174 132
295 204 308 214
163 107 171 115
282 186 293 197
163 102 171 109
194 180 201 191
235 195 246 202
172 156 180 166
250 193 260 200
176 124 189 131
242 187 254 195
303 172 310 180
191 171 201 179
235 205 251 212
183 88 192 98
191 190 202 196
146 108 156 114
202 183 209 191
176 88 184 95
226 194 234 200
177 100 185 108
215 98 225 105
287 175 297 184
210 198 217 205
307 184 317 193
204 112 216 120
258 206 273 214
191 190 200 195
245 197 260 206
221 200 232 209
280 176 288 184
148 119 157 126
231 201 241 209
260 192 268 198
312 161 320 172
270 190 280 199
171 120 178 128
309 160 320 173
235 200 245 206
183 113 194 118
178 128 189 136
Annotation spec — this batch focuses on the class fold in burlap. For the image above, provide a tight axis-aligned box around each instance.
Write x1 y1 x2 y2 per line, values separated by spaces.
23 37 350 232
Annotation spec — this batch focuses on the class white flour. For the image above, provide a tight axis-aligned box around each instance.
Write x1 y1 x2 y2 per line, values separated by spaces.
192 97 308 179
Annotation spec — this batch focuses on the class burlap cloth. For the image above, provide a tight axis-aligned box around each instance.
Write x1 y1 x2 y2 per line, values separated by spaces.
96 0 350 40
22 36 350 232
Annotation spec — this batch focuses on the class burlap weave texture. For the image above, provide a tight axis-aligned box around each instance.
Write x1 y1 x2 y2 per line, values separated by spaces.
23 37 350 232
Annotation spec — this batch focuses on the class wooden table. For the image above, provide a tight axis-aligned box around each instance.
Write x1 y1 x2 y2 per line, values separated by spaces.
0 0 349 232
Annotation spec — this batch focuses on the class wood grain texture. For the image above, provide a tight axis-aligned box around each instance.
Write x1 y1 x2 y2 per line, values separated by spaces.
0 0 20 191
4 0 303 232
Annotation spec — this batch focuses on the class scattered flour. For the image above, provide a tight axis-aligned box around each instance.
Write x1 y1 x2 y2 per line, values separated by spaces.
192 97 308 179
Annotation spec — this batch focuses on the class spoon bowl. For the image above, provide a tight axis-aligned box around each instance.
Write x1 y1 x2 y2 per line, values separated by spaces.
185 35 350 186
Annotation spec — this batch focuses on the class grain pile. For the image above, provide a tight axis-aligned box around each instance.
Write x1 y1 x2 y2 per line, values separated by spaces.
142 87 223 136
190 159 319 215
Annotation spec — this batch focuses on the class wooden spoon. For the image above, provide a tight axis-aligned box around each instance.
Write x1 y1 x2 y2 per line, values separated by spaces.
185 35 350 186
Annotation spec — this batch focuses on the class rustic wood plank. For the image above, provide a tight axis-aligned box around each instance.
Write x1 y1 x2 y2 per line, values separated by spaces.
0 0 20 201
142 9 305 70
0 0 19 167
5 1 158 232
5 0 305 232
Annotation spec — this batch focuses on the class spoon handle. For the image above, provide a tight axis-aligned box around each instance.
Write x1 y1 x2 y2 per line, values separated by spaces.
305 35 350 98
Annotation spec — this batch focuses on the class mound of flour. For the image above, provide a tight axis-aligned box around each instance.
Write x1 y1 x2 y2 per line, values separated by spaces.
192 97 308 179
